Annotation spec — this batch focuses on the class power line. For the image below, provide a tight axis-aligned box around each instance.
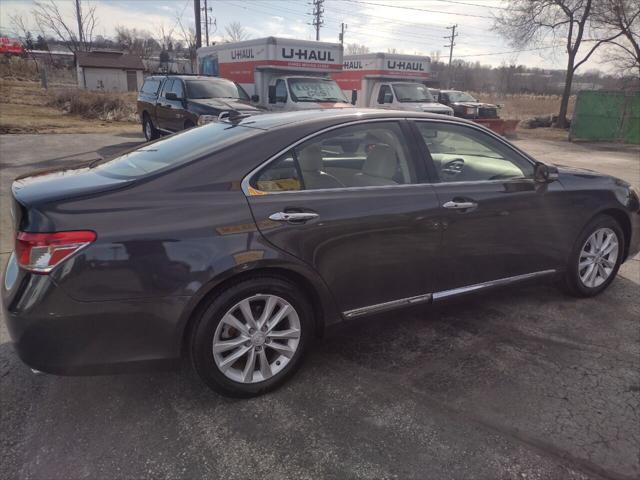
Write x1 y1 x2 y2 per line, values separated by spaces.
339 0 495 19
310 0 325 41
444 24 457 88
339 22 346 45
454 45 558 57
414 0 508 10
217 0 558 60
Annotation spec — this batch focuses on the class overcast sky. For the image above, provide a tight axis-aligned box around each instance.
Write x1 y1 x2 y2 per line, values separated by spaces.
0 0 612 72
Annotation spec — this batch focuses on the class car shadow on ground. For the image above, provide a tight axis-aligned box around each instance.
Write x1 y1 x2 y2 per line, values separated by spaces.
1 277 638 479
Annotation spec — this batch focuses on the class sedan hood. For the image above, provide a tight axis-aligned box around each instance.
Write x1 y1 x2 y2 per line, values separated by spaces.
189 98 260 112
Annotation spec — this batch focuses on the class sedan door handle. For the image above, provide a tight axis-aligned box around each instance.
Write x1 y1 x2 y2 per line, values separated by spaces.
269 211 319 223
443 200 477 210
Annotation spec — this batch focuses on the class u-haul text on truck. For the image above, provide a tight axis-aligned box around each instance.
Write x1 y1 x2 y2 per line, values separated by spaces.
333 53 453 115
197 37 353 111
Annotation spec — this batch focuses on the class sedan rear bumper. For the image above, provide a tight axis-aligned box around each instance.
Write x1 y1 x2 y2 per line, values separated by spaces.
2 254 188 375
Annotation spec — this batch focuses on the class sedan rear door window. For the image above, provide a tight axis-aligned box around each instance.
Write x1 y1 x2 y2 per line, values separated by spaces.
251 122 417 192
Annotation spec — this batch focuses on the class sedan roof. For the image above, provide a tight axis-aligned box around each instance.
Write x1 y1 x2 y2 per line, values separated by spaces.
230 108 473 131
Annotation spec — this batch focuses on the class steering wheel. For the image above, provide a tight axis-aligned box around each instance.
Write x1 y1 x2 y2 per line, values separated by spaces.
441 158 465 178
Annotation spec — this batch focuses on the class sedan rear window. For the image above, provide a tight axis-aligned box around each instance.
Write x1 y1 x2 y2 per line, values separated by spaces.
94 123 261 179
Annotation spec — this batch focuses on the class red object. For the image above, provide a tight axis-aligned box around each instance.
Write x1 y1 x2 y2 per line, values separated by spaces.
475 118 520 136
0 37 24 55
219 59 341 84
16 231 97 274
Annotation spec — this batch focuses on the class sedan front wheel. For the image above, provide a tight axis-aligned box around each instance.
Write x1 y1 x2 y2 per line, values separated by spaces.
562 214 625 297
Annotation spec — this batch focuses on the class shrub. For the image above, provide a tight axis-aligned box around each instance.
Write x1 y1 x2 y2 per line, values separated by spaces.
47 88 137 122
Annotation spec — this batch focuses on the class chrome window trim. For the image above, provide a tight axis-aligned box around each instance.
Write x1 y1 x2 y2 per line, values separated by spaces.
341 269 556 318
241 117 423 196
241 116 541 197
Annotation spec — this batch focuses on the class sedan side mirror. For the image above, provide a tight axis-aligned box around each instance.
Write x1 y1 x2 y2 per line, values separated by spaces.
534 163 559 183
251 94 259 103
351 89 357 105
268 86 276 104
165 92 179 101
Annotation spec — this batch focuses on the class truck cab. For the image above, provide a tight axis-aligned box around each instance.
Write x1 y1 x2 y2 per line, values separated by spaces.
264 75 351 111
366 81 453 115
333 53 453 116
197 37 352 112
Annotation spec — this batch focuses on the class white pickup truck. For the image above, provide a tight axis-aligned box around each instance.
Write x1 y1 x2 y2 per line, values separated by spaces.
333 53 453 115
197 37 352 111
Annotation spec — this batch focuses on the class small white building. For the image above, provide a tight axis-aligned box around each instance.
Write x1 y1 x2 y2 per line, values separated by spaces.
76 51 144 92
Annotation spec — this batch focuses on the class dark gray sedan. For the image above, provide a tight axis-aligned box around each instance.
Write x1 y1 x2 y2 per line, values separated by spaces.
3 110 639 397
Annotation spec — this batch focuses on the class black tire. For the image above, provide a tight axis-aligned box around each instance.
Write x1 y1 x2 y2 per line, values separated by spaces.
561 214 625 297
143 114 159 141
189 276 314 397
184 120 195 130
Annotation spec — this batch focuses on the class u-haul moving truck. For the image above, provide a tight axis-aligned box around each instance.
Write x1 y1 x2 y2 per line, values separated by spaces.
333 53 453 115
197 37 352 111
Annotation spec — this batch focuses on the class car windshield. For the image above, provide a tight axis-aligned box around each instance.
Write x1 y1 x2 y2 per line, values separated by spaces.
447 91 477 103
288 78 348 103
392 83 435 103
94 122 261 179
185 80 249 100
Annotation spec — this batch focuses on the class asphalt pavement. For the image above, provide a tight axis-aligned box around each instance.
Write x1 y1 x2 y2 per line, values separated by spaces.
0 132 639 480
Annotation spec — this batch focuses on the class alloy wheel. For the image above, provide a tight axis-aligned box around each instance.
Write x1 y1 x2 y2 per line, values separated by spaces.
578 227 619 288
144 120 152 140
212 294 301 384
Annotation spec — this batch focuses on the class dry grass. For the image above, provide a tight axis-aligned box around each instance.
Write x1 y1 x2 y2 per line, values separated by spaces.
472 92 576 120
47 89 138 122
0 56 76 84
0 79 139 134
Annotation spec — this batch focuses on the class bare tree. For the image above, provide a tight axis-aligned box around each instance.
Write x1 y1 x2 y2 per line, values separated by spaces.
33 0 97 52
593 0 640 76
345 43 369 55
176 15 198 73
9 14 42 70
224 22 249 43
115 26 157 60
495 0 622 128
155 22 175 51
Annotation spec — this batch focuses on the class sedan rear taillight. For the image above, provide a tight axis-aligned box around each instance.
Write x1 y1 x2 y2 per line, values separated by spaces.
16 231 96 274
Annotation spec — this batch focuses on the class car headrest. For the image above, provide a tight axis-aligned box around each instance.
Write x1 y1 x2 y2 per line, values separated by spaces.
364 145 397 179
297 144 323 172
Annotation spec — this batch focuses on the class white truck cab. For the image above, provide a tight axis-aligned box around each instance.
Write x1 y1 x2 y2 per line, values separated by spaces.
197 37 352 111
333 53 453 115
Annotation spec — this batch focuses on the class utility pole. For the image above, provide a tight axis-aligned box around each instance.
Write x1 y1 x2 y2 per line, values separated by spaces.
339 22 347 46
444 24 458 89
194 0 202 49
75 0 84 50
202 0 213 46
311 0 324 41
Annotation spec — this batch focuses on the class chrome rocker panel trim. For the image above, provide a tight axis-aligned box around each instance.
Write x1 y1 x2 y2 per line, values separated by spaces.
342 269 557 318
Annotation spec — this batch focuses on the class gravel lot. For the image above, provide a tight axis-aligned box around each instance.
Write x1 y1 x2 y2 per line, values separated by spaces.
1 132 639 480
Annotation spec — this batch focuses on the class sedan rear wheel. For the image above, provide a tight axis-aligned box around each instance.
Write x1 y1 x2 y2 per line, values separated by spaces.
190 277 312 397
562 215 624 297
212 294 301 384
